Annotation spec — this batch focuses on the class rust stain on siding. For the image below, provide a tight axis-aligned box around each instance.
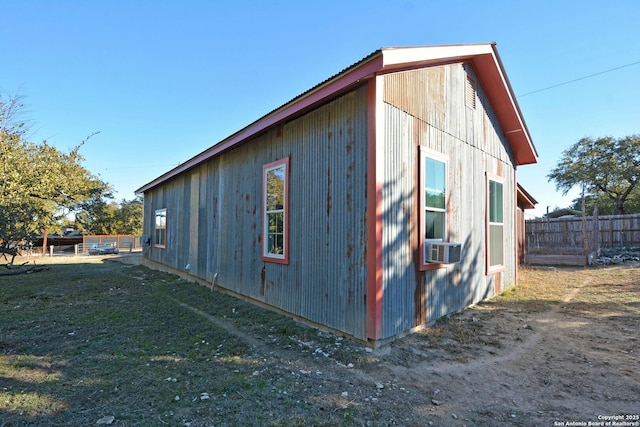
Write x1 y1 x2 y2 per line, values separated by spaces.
384 67 445 124
260 265 266 296
494 271 502 295
326 166 332 217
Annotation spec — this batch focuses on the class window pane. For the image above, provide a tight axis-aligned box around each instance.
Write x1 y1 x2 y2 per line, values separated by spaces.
425 158 446 209
154 209 167 246
489 180 503 223
155 228 165 246
489 224 503 266
155 211 166 228
268 212 283 234
268 233 284 255
425 210 445 240
267 212 284 255
263 159 288 261
266 167 285 210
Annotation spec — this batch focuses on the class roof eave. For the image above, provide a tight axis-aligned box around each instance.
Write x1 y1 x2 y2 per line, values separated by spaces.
474 44 538 166
137 43 538 194
136 52 384 194
517 183 538 209
379 44 537 166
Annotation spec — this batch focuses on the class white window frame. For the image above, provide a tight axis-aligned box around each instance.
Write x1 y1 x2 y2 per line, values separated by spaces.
419 147 449 269
487 174 505 273
262 157 289 264
154 208 167 249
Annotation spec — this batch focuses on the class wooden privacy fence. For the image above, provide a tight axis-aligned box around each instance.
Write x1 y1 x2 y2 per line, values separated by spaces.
526 213 640 256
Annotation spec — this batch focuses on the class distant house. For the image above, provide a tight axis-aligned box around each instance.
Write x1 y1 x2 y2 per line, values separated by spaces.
136 43 538 346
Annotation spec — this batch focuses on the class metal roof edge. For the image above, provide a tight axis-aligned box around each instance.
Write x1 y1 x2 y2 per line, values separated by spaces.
136 43 538 193
517 183 538 209
136 49 384 194
489 43 539 162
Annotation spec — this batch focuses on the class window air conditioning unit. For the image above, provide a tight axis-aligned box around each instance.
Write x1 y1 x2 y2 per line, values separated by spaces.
425 242 462 264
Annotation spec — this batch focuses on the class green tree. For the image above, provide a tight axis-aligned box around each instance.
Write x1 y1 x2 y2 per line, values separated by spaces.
115 196 143 235
0 94 110 258
74 198 119 234
75 196 142 235
548 135 640 215
569 192 640 216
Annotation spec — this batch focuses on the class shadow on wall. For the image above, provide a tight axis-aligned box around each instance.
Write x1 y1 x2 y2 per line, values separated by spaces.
382 174 488 336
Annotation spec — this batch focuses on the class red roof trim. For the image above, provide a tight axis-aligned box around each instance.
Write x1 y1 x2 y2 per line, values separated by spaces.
136 43 537 194
517 183 537 210
136 54 384 193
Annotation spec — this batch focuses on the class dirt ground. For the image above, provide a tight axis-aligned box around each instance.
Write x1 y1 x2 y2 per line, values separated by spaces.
361 268 640 426
2 256 638 426
204 263 639 427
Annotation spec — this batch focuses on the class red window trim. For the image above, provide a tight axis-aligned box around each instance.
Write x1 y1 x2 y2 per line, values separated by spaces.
418 146 449 271
154 208 167 249
261 157 290 265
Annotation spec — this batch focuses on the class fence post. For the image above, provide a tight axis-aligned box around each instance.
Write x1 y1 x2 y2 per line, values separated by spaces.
593 205 600 255
49 245 54 257
74 244 79 256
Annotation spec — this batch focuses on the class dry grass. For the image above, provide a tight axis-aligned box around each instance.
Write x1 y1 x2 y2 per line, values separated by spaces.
1 257 638 425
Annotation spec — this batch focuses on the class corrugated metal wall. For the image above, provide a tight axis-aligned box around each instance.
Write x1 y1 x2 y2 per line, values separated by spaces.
380 63 517 339
141 61 520 343
143 85 370 340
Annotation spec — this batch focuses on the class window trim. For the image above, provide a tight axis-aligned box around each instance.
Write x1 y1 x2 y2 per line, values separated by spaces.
486 174 505 274
262 157 290 264
154 208 167 249
418 147 449 271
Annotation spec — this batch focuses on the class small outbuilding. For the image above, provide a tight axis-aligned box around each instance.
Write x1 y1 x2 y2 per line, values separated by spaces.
136 43 538 346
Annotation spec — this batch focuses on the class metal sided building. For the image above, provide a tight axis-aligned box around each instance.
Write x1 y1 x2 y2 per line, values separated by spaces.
136 43 538 346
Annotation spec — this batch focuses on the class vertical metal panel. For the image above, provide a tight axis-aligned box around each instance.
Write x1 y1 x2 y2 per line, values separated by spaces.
141 58 521 342
380 62 519 339
189 172 199 276
142 85 370 341
279 86 369 339
384 67 446 127
380 104 417 336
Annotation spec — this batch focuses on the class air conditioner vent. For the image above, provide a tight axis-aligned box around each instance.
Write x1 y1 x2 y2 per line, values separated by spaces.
425 242 461 264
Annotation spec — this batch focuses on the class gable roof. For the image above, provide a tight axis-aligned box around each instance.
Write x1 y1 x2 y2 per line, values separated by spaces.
136 43 537 194
517 183 537 210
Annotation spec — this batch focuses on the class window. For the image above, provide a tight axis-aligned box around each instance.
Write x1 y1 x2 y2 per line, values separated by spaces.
262 157 289 264
154 208 167 248
487 176 504 271
419 148 447 268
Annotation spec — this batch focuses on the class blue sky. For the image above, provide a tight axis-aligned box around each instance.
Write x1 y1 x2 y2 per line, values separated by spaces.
1 0 639 217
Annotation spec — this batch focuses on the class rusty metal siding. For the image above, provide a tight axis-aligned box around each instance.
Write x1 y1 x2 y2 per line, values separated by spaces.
141 59 520 342
281 87 369 338
142 85 369 340
380 104 418 335
380 63 517 338
384 67 446 126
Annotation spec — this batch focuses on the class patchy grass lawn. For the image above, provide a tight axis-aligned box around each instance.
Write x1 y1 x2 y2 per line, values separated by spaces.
1 257 638 426
1 257 337 426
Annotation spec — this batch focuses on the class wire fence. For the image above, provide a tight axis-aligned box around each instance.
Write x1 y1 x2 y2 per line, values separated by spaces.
21 235 143 257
